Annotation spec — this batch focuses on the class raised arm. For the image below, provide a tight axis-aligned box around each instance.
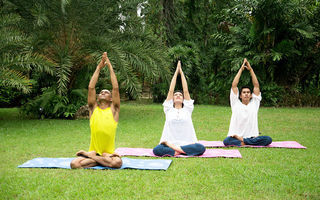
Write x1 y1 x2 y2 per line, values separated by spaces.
231 59 246 95
166 63 180 101
88 53 107 111
245 59 260 95
178 61 191 100
104 53 120 121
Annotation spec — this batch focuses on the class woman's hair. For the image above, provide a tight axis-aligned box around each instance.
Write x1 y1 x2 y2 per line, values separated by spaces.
174 90 184 98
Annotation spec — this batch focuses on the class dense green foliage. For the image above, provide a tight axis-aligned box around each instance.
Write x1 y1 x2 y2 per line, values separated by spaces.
1 0 171 118
1 106 320 199
0 2 54 94
1 0 320 117
147 0 320 106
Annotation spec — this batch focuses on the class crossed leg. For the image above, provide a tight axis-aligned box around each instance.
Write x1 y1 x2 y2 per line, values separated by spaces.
70 150 122 169
231 135 245 146
223 135 272 146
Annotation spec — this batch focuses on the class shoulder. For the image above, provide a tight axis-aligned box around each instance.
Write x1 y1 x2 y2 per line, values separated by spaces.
183 99 194 105
230 88 239 97
163 99 173 107
183 99 194 113
230 88 240 107
252 92 262 101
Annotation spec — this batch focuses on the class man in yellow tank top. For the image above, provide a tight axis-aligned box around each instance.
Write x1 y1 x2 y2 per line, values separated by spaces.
70 52 122 169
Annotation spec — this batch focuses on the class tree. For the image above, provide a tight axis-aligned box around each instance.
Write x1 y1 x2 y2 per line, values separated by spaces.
0 1 53 94
4 0 171 117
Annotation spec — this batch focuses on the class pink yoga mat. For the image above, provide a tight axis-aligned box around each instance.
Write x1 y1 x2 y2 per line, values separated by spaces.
198 140 306 149
115 148 242 158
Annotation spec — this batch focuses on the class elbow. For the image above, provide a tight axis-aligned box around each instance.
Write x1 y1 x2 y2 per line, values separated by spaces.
231 81 237 88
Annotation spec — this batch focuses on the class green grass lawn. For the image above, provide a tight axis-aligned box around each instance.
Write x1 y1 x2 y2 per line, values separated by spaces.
1 104 320 199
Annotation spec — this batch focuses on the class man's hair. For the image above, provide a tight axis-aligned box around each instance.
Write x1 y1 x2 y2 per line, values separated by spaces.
240 86 252 94
99 89 112 97
239 86 252 102
97 89 112 103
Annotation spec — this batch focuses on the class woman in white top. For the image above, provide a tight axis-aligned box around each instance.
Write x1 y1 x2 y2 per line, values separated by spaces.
153 61 206 156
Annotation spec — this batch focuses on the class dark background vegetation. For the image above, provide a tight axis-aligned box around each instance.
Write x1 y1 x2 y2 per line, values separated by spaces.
1 0 319 118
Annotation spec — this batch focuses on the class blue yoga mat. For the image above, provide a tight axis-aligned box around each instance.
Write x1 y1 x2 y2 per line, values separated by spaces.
18 157 172 170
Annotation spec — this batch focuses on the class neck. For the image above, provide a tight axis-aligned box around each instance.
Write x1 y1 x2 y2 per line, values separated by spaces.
241 99 250 105
174 103 182 109
98 101 111 109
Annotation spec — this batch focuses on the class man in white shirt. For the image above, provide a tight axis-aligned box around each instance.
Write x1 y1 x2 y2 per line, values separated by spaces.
223 58 272 146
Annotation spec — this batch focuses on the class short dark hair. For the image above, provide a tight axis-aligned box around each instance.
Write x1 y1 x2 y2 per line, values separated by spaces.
174 90 184 98
240 86 251 94
239 86 252 102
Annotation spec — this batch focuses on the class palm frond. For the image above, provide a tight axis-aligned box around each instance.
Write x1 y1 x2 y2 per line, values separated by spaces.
0 68 32 93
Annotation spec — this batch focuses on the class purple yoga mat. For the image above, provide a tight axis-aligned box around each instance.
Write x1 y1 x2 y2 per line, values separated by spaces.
198 140 306 149
115 148 242 158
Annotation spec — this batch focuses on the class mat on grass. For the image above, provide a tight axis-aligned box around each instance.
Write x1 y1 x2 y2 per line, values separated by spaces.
115 148 242 158
18 157 172 170
198 140 306 149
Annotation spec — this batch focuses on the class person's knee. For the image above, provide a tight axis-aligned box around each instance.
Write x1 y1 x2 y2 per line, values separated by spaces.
265 136 272 145
153 145 164 156
110 157 122 168
70 159 82 169
195 143 206 154
223 137 241 146
223 137 231 146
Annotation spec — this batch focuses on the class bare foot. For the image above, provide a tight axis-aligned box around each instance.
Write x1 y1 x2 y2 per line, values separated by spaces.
102 152 112 157
231 135 245 146
111 156 123 168
174 151 181 156
111 153 121 158
76 150 88 157
161 141 168 146
88 151 97 158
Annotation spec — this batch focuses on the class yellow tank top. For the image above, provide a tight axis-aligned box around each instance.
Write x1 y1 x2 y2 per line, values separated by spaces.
89 106 118 155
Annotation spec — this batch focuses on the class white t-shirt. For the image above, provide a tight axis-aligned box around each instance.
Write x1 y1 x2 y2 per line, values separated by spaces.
159 99 198 146
227 88 262 138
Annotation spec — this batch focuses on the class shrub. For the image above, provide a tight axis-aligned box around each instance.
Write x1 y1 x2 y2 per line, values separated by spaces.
260 83 284 107
21 88 87 119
